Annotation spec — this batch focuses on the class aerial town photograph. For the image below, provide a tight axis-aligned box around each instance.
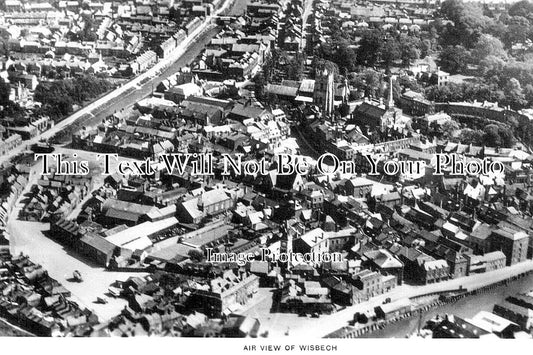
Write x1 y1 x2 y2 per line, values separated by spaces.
2 0 533 347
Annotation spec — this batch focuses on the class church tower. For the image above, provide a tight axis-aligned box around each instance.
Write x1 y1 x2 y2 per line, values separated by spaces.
313 67 335 116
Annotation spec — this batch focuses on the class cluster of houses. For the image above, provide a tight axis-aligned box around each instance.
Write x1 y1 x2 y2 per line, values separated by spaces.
0 0 222 77
278 0 304 52
0 133 23 156
493 289 533 333
0 0 229 117
0 162 28 253
191 1 279 81
0 253 100 336
20 173 92 222
44 2 531 327
72 67 292 160
311 0 437 48
90 269 262 337
44 108 533 317
0 246 264 337
2 0 533 338
0 114 53 140
282 0 525 138
0 0 233 152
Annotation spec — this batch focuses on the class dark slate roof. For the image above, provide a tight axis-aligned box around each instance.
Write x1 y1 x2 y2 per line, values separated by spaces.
354 102 386 119
80 233 116 255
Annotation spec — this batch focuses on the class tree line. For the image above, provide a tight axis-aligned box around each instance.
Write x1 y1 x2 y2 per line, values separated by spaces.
34 75 114 120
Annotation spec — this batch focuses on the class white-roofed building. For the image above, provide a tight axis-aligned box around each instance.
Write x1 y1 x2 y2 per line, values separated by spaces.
106 217 179 252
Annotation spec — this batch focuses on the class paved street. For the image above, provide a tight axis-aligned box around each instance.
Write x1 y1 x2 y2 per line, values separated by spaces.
7 149 146 322
9 220 147 322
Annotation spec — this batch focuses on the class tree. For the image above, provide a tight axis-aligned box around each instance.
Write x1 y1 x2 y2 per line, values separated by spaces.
263 49 290 82
313 59 339 79
253 73 266 101
425 83 464 102
441 119 460 139
458 128 484 145
334 40 358 73
471 34 507 62
503 77 527 109
509 0 533 20
266 93 279 106
169 6 181 24
483 124 502 147
438 45 470 74
500 60 533 88
503 16 531 47
0 78 10 106
399 34 421 67
498 126 516 147
34 76 113 121
339 102 350 117
0 38 9 57
486 20 508 41
349 69 384 98
316 36 358 74
479 55 506 78
357 29 383 67
524 84 533 106
420 39 434 58
286 52 305 81
34 80 75 118
481 124 515 148
188 249 204 262
439 0 492 47
461 81 503 102
398 75 422 92
381 37 401 68
79 13 97 42
356 313 368 324
439 0 466 23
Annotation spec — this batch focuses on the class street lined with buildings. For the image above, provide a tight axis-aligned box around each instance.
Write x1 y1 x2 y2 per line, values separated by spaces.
2 0 533 339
